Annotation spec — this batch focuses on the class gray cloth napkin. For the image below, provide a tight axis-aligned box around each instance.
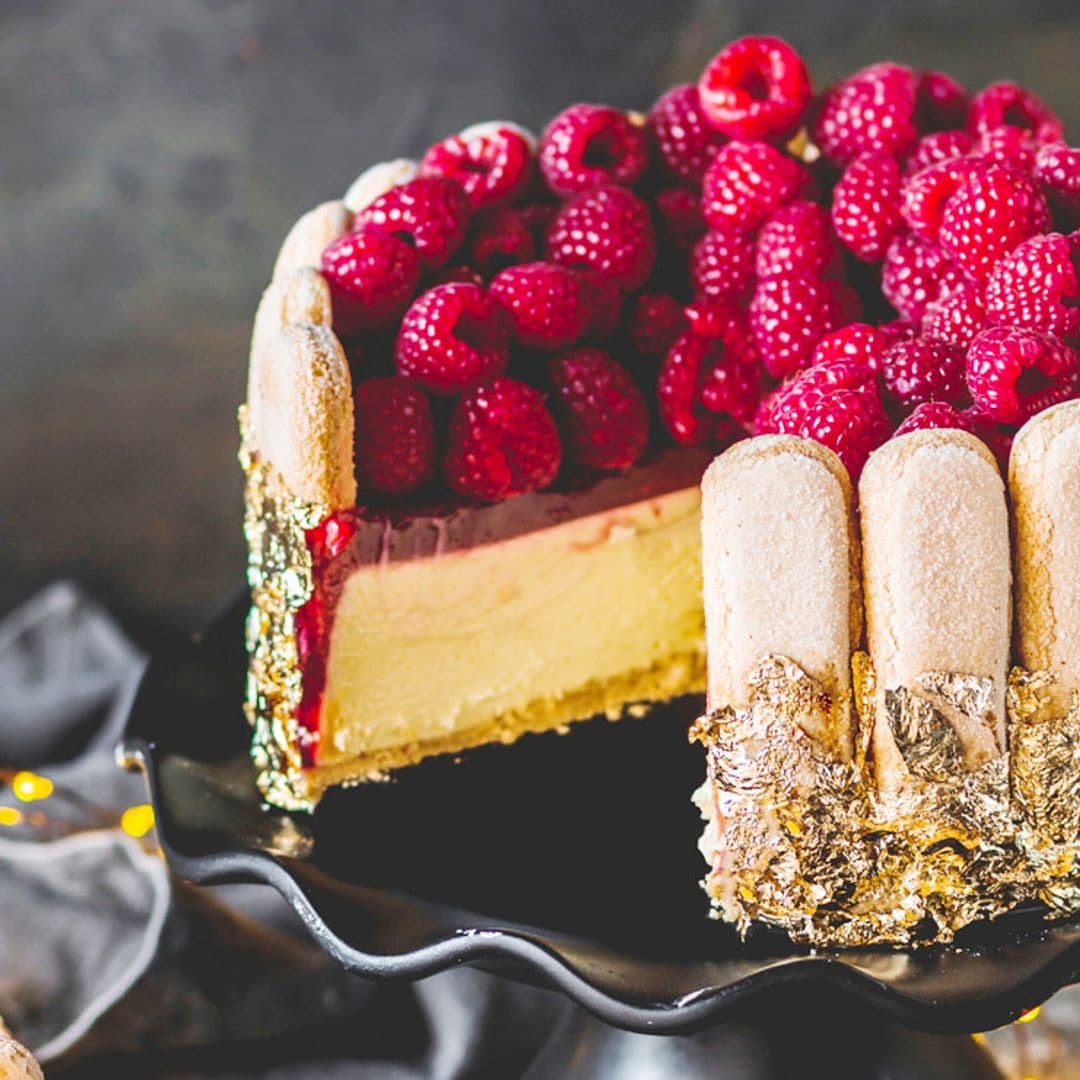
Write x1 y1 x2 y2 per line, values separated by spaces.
0 583 563 1076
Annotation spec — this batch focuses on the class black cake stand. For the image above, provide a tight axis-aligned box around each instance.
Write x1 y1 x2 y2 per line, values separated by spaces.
120 593 1080 1078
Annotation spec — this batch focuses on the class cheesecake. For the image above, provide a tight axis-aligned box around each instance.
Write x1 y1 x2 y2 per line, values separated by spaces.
244 35 1078 815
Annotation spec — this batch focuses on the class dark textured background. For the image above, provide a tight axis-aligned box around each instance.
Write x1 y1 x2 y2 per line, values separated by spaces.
2 0 1078 630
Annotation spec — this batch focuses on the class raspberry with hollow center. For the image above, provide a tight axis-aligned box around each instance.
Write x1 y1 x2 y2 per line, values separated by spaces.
882 233 956 323
691 226 755 302
468 207 537 277
538 104 649 196
920 276 987 349
654 186 707 252
831 152 904 262
395 283 509 395
893 400 975 438
811 323 889 372
548 348 650 469
354 177 471 270
966 326 1080 423
915 70 970 132
489 261 589 349
749 273 845 378
967 81 1065 146
658 300 759 442
701 139 808 231
353 376 436 495
904 130 975 175
754 200 838 280
697 35 811 141
983 231 1080 339
445 377 562 500
812 62 919 167
546 186 656 291
320 227 420 337
627 292 688 359
900 157 986 241
880 337 968 408
1035 143 1080 227
937 163 1051 283
647 84 727 184
420 126 534 208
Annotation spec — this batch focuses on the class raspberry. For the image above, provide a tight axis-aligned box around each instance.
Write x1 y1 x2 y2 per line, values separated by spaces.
445 377 561 500
697 35 811 141
701 140 807 231
761 357 878 433
975 125 1038 172
627 292 687 359
983 231 1080 339
893 400 974 438
697 350 762 424
967 81 1064 146
880 337 967 408
966 326 1080 423
904 130 975 175
658 309 759 442
647 84 727 184
762 361 890 477
395 283 509 395
684 300 758 367
353 376 435 495
546 186 656 290
653 186 707 252
538 104 649 196
812 62 919 167
489 262 588 349
754 200 838 280
749 274 844 378
915 71 970 132
548 348 649 469
690 226 755 302
811 323 889 372
420 126 534 209
468 207 537 277
900 157 986 241
882 233 956 322
320 227 420 337
831 152 904 262
937 164 1051 283
920 276 987 349
354 177 471 270
1034 143 1080 227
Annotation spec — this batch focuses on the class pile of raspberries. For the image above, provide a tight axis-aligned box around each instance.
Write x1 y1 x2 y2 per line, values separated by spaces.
319 36 1080 501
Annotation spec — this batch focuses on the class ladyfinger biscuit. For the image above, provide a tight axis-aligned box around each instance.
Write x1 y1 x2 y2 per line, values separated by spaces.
701 435 859 755
272 200 352 279
1009 399 1080 708
246 323 355 509
860 430 1011 791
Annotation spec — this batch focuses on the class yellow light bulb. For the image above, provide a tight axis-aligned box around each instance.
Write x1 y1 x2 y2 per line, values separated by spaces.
12 772 53 802
1016 1005 1041 1024
121 804 156 839
0 807 23 826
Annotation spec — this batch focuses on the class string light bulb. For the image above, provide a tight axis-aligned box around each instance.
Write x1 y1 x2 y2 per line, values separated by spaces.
12 772 53 802
121 804 155 839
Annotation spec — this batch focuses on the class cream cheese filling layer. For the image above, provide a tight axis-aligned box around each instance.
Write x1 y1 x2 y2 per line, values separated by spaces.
319 486 704 762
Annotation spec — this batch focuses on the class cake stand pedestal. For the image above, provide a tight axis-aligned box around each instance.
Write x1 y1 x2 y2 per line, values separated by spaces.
120 593 1073 1079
